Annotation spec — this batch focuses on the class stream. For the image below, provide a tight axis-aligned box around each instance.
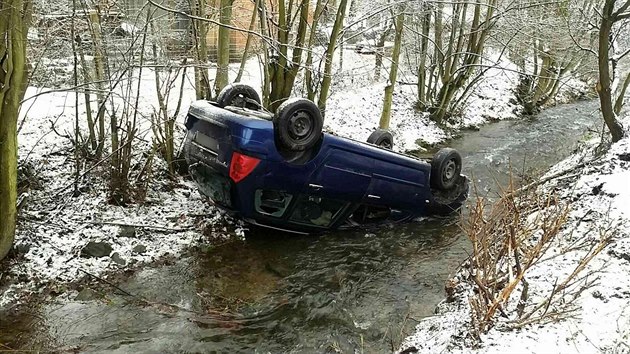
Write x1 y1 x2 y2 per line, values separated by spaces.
0 99 601 353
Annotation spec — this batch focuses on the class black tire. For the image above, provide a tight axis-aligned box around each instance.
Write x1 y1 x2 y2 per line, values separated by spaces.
367 129 394 149
274 98 323 151
216 83 261 110
431 148 462 190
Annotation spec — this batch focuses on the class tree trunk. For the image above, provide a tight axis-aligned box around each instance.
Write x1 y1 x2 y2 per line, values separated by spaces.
214 0 233 95
305 0 325 101
235 0 259 83
614 72 630 115
597 0 625 143
88 10 106 158
269 0 288 109
0 0 30 260
379 12 404 130
374 20 393 80
316 0 348 115
193 0 211 100
257 1 271 107
417 5 431 106
280 0 310 100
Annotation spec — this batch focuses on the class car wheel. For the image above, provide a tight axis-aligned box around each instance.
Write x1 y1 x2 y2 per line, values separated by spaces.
431 148 462 190
216 83 261 110
274 98 323 151
367 129 394 149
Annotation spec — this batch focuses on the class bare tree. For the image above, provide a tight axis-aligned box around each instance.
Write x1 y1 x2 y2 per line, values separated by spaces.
508 0 596 115
266 0 312 110
412 0 498 124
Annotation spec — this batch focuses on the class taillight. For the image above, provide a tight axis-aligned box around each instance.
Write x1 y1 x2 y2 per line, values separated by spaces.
229 151 260 183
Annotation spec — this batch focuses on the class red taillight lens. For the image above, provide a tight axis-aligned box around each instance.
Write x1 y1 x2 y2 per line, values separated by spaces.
229 151 260 183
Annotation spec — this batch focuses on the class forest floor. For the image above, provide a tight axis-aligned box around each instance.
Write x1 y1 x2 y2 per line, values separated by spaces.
397 116 630 354
0 49 592 313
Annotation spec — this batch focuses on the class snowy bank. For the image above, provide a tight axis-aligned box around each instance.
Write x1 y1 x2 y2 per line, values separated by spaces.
398 117 630 354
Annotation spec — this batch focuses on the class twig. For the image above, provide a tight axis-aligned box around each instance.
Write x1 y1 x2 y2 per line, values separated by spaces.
79 268 133 296
89 221 191 232
509 162 586 197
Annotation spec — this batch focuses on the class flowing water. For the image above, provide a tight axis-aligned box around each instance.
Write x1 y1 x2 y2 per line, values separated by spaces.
1 100 601 353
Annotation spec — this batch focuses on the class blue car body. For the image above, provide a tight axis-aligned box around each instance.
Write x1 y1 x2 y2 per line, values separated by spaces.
183 100 468 234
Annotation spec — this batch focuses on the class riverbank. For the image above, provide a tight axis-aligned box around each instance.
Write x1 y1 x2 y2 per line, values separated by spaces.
0 50 591 309
397 116 630 354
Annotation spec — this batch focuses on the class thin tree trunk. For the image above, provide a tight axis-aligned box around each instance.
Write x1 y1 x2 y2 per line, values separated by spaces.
235 0 260 83
0 0 30 260
77 40 97 151
280 0 311 99
258 2 271 107
614 72 630 115
193 0 210 100
434 2 444 84
417 5 430 106
379 11 404 130
214 0 233 95
597 0 625 142
269 0 288 109
374 20 393 80
305 0 325 101
88 10 106 158
317 0 348 115
71 0 81 196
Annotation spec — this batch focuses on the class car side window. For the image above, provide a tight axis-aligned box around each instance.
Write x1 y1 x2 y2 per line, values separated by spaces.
289 195 347 227
351 205 391 224
347 205 412 226
255 189 293 217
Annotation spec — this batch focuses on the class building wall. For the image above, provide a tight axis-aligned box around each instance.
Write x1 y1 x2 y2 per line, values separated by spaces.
206 0 264 62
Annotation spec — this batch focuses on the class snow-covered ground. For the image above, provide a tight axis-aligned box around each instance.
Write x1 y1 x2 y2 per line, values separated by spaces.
398 117 630 354
0 49 589 308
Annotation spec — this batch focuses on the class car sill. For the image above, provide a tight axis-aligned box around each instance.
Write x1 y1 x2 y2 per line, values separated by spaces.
245 219 311 235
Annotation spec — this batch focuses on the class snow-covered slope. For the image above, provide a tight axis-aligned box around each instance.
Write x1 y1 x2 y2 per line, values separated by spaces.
398 118 630 354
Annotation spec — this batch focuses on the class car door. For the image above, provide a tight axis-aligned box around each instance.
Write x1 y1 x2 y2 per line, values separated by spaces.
306 147 373 201
362 157 428 209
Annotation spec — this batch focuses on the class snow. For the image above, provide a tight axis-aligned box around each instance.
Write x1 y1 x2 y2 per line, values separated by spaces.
1 47 588 308
458 51 522 127
322 49 531 151
324 82 446 151
397 117 630 354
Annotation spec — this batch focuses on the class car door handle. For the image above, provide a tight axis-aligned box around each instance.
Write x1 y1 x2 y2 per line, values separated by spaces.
367 194 381 199
309 184 323 190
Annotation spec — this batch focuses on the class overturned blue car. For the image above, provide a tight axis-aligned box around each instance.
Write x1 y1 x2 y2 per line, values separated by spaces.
183 84 468 234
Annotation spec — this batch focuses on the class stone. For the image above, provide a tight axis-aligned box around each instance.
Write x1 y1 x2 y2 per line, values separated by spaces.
132 244 147 254
118 225 136 238
110 252 126 266
14 242 31 254
80 241 112 258
75 288 99 301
